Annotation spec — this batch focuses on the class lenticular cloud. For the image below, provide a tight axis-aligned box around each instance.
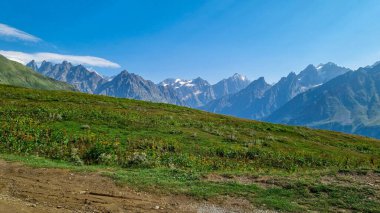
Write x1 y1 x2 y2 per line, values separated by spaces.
0 50 120 68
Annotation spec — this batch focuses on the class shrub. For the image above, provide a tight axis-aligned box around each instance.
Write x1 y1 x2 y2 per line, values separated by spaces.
124 152 149 167
83 144 109 164
70 148 84 166
99 153 118 165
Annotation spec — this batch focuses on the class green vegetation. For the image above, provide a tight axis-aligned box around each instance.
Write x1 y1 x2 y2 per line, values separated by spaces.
0 55 74 90
0 84 379 212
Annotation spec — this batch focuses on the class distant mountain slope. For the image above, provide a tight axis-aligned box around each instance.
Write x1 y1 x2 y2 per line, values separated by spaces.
0 55 75 91
27 60 106 93
27 60 182 105
202 77 271 116
160 73 250 107
160 77 215 107
203 63 351 119
267 63 380 139
211 73 251 99
95 70 183 105
26 58 251 107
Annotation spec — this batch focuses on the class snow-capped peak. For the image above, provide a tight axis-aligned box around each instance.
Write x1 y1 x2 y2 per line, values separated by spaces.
160 78 195 88
316 64 324 70
172 79 194 87
316 62 337 71
232 73 248 81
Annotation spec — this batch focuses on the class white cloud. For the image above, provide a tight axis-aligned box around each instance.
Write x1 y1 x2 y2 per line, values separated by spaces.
0 50 121 68
0 23 41 42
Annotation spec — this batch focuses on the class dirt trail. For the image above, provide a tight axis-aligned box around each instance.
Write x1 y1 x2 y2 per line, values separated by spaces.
0 160 259 213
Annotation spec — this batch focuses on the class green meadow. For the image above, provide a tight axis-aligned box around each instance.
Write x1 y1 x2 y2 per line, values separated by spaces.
1 84 379 212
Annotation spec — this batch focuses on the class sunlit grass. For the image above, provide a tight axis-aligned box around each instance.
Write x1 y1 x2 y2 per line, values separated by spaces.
0 84 379 211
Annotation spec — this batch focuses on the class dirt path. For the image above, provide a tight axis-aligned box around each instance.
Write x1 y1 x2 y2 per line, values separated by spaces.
0 160 260 213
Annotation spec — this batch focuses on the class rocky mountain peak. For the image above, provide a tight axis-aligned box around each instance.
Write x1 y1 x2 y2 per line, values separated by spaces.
255 76 266 83
62 60 70 65
39 60 53 71
192 77 208 83
26 60 39 71
287 72 297 78
231 73 248 81
120 70 129 75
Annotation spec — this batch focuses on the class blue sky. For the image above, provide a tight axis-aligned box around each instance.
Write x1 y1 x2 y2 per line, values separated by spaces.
1 0 380 83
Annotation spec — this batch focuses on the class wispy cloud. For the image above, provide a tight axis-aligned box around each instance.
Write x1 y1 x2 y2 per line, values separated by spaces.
0 50 121 68
0 23 41 42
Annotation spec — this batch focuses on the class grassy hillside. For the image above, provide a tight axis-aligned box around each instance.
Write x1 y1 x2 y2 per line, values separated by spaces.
0 55 75 91
0 84 379 212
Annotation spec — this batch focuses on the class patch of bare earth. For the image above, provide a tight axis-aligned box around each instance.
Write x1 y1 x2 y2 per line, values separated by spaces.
321 171 380 190
204 173 279 189
0 160 270 213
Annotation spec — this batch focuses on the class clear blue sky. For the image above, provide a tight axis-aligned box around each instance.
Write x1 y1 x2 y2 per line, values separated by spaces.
1 0 380 83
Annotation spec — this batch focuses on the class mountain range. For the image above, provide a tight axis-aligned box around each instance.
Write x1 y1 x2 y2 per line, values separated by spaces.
16 56 380 139
27 61 251 107
27 60 106 94
202 63 351 119
159 73 250 107
266 63 380 138
95 70 183 105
